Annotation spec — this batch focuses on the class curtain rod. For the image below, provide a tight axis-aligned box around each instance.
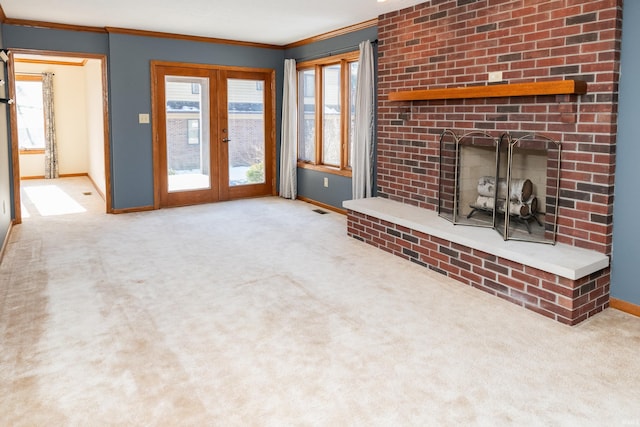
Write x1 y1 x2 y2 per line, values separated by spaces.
292 39 378 63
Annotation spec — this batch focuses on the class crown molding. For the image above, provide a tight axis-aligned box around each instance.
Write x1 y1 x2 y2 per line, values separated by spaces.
104 27 282 50
4 18 106 33
284 18 378 49
0 17 283 49
1 13 378 49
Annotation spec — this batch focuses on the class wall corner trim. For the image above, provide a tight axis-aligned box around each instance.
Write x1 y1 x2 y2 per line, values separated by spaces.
610 298 640 318
0 220 15 265
111 205 155 215
297 196 347 215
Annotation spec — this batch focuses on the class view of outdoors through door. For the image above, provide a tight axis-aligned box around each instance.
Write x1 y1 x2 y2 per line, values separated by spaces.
165 76 211 193
153 62 275 208
227 78 265 187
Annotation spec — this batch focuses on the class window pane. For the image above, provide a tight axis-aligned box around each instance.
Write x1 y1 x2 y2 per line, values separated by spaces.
187 119 200 145
323 64 341 166
16 80 46 150
165 76 211 192
349 61 359 167
298 69 315 162
227 78 266 186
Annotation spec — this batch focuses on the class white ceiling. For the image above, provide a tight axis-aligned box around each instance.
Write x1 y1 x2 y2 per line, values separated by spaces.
1 0 428 46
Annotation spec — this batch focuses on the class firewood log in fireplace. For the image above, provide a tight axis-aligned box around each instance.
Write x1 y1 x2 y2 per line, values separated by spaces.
474 195 538 217
477 176 533 203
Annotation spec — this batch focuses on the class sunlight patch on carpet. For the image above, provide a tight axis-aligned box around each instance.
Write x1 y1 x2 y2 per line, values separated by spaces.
23 185 87 216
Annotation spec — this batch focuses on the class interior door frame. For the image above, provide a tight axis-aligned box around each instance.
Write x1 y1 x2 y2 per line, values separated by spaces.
150 61 276 209
7 48 113 223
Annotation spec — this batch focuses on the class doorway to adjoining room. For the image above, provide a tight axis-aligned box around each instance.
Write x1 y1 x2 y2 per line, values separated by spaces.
12 52 109 221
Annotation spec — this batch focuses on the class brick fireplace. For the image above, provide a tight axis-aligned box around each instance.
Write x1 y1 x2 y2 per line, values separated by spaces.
345 0 621 325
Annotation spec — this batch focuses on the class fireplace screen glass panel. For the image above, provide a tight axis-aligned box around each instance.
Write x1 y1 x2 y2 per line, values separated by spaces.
439 130 561 245
438 130 457 223
498 134 561 244
438 131 498 228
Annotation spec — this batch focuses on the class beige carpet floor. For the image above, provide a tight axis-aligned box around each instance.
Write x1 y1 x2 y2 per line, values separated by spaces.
1 177 639 426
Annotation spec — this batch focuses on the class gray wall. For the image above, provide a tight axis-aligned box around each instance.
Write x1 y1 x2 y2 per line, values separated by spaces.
0 21 376 249
0 21 12 247
611 1 640 305
285 26 378 210
2 25 284 210
296 169 353 209
108 33 284 208
3 25 109 55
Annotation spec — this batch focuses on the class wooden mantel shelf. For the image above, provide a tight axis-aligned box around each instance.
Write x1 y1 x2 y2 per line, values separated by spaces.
388 80 587 102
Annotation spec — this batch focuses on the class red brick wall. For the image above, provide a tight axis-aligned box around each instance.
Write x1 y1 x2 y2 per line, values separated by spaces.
376 0 622 255
167 119 201 171
348 210 610 325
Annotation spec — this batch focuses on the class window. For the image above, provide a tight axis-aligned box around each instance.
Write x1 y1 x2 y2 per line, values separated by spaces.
298 68 316 163
15 75 46 153
187 119 200 145
297 51 359 176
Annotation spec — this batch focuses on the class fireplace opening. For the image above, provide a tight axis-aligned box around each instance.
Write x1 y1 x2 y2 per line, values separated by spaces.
438 130 560 245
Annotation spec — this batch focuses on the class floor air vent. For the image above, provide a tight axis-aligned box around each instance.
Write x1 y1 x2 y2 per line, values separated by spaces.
312 209 329 215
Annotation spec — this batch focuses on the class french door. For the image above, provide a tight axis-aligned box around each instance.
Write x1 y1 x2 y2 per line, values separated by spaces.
152 62 275 208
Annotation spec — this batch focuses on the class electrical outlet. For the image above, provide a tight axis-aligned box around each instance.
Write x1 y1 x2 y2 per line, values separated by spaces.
488 71 503 82
323 177 329 188
138 113 150 124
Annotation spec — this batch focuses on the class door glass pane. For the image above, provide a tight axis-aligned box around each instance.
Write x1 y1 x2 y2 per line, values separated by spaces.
227 78 265 186
323 64 341 166
165 76 210 192
298 69 315 162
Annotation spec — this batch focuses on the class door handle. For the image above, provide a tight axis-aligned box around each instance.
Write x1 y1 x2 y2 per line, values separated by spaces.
222 138 230 143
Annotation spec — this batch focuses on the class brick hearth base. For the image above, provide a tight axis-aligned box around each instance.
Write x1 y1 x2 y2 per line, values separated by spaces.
345 199 610 326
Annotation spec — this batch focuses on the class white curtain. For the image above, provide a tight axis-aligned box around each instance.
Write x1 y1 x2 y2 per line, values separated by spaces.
42 72 59 179
352 40 375 199
279 58 297 199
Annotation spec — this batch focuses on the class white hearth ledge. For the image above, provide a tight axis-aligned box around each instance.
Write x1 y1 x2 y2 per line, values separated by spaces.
344 197 609 280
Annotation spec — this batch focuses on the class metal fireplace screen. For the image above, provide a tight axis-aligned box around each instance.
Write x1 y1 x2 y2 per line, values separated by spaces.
438 129 561 245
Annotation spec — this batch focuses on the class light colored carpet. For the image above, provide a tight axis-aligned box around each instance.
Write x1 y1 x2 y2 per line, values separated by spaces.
1 177 639 426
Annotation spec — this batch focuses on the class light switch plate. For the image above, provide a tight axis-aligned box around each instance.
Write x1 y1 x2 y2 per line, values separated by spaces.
139 113 150 124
